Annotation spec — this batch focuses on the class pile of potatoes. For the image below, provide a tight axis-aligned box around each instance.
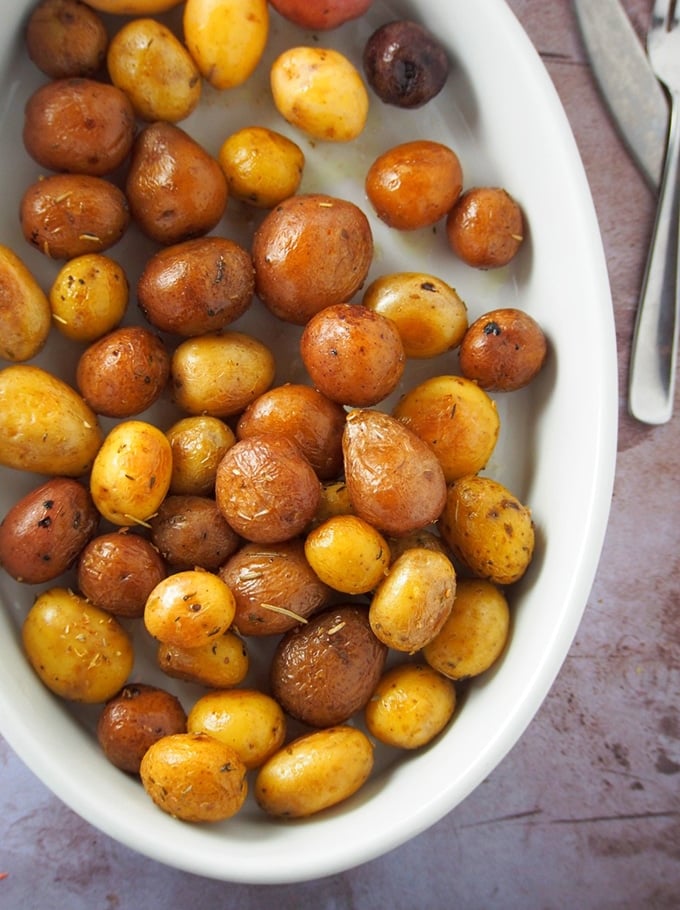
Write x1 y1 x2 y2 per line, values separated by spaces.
0 0 548 823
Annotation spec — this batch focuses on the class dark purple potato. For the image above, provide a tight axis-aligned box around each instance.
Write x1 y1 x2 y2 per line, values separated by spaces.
363 20 450 109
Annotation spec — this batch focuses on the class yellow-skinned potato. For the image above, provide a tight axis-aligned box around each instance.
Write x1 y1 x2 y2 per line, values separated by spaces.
89 420 172 526
49 253 128 343
439 475 535 585
0 245 51 362
304 514 390 595
255 726 373 818
271 46 369 142
218 126 304 208
171 332 275 417
423 577 510 680
362 272 468 359
183 0 269 90
84 0 182 12
393 375 500 482
144 569 236 648
0 365 103 476
365 663 456 749
166 415 236 496
369 547 456 652
187 689 286 769
108 18 202 123
22 587 133 703
158 631 249 688
140 732 248 823
312 479 354 526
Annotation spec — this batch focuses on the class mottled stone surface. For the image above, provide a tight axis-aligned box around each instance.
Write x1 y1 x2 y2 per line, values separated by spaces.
2 2 679 908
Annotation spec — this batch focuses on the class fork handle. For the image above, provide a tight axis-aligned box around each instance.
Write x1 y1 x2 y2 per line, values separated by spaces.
629 89 680 424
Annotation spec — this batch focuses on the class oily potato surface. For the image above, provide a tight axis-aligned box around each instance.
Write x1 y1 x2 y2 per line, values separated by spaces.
0 243 52 362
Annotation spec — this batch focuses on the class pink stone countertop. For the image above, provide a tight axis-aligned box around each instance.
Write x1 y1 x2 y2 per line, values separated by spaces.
1 1 679 907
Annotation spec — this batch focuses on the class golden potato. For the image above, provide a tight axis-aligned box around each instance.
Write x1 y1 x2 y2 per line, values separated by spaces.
215 435 320 544
439 475 535 585
144 569 236 648
0 365 103 476
312 479 354 526
342 408 447 537
270 605 387 728
271 46 369 142
166 415 236 496
0 243 51 362
23 77 135 176
365 140 462 230
158 630 249 688
458 307 548 391
187 689 286 769
237 383 346 480
304 514 390 595
22 587 133 702
369 547 456 652
26 0 108 80
49 253 129 343
21 173 130 260
0 477 99 584
255 726 374 818
252 193 373 324
300 303 405 407
140 732 248 823
108 18 201 123
89 420 172 526
362 272 468 359
446 186 525 269
171 332 275 418
393 375 500 482
183 0 269 90
219 538 331 636
365 663 456 748
423 577 511 680
218 126 304 208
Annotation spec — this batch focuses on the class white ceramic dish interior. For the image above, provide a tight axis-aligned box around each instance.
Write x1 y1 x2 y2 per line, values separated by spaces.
0 0 618 884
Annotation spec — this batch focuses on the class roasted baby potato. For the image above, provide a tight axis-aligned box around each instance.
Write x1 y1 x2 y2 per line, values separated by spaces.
165 415 236 496
439 475 535 585
270 605 387 727
458 307 548 391
219 538 331 636
446 186 525 269
304 514 391 595
149 494 241 571
218 126 304 208
269 0 373 29
77 530 167 618
252 193 373 324
26 0 108 79
0 477 99 584
0 243 51 362
157 631 249 688
49 253 129 343
97 683 187 774
144 569 236 649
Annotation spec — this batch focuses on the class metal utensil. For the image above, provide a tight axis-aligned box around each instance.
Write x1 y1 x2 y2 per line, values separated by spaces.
573 0 668 189
628 0 680 424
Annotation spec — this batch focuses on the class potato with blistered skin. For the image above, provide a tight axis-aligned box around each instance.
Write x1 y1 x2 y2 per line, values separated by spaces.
0 477 99 584
270 605 387 728
215 435 320 544
97 683 187 774
219 538 331 636
77 531 166 618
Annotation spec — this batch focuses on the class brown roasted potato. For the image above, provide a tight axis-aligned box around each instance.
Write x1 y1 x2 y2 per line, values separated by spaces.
446 186 525 269
137 236 254 337
26 0 109 79
270 605 387 727
365 140 462 230
215 435 320 544
236 383 346 480
23 77 135 176
149 494 241 571
0 477 99 584
97 682 187 774
219 538 332 636
125 122 228 245
252 193 373 324
75 326 170 418
342 408 447 537
21 173 130 259
458 307 548 391
77 530 166 618
300 303 405 407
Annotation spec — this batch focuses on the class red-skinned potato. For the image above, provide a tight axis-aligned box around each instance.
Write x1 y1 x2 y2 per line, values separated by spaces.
269 0 373 29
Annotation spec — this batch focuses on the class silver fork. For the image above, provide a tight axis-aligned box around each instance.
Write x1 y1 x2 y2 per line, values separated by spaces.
628 0 680 424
